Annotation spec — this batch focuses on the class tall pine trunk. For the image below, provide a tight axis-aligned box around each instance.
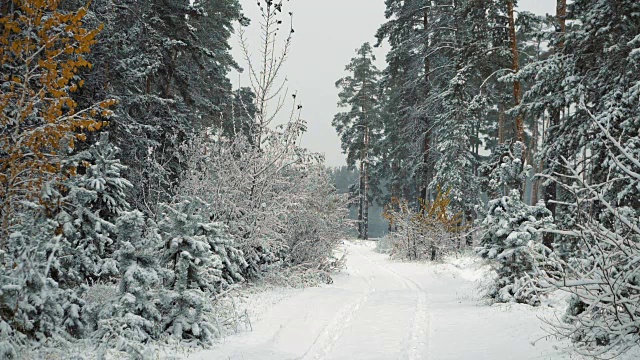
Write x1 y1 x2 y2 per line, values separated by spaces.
531 114 540 205
498 102 506 144
543 0 567 248
362 124 370 240
420 6 433 211
507 0 524 144
389 161 400 232
358 160 365 239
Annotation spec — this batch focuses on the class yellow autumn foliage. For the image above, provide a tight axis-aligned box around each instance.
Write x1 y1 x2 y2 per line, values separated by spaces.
384 186 465 234
383 186 467 260
0 0 114 235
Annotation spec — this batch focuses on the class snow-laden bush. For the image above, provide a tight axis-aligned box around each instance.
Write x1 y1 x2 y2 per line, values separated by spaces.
180 132 294 278
532 113 640 357
282 163 348 274
180 128 349 281
536 189 640 357
477 190 553 306
374 236 394 254
383 189 466 261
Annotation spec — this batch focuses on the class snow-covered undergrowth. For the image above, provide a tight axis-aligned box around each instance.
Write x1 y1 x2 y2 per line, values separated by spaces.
10 264 343 360
1 121 349 359
375 237 491 284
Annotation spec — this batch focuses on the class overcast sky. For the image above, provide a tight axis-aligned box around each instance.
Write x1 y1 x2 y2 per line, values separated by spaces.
232 0 556 167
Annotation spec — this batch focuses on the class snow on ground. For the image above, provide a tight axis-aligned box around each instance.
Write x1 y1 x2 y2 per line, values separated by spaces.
185 240 629 360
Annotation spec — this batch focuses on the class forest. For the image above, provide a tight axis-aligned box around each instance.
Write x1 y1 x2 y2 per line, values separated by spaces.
1 0 639 359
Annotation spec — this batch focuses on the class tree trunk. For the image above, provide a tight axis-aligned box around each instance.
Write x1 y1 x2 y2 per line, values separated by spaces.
557 0 567 40
498 102 506 144
531 114 540 205
543 112 559 248
507 0 524 144
362 125 370 240
543 0 567 248
419 6 432 212
358 160 365 239
389 161 400 232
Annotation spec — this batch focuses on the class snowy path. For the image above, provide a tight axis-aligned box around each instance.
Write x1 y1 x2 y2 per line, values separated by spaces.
190 242 578 360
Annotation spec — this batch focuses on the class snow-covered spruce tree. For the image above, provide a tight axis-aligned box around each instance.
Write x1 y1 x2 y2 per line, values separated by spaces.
478 142 549 305
158 198 244 344
94 211 162 359
0 201 87 345
53 133 132 288
207 226 247 289
477 190 553 305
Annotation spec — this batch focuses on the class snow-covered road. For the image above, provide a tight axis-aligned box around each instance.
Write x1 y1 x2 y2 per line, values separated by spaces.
191 241 577 360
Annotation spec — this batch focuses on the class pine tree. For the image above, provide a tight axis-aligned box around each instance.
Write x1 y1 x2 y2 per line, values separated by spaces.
333 43 382 240
375 0 435 207
428 0 483 218
375 81 418 206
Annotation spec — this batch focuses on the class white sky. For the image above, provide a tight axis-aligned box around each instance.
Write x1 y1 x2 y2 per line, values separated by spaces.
231 0 556 167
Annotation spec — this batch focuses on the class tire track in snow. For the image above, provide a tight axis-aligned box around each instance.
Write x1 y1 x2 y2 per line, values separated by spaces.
357 247 430 360
406 288 429 360
301 249 373 360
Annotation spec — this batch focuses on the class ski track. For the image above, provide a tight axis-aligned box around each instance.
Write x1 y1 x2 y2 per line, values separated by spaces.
190 241 584 360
